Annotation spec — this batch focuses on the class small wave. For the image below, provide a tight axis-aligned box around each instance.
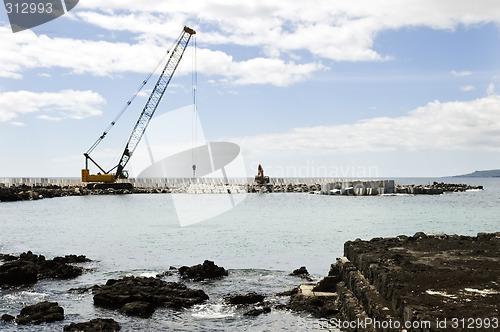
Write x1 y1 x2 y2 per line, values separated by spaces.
137 271 160 278
3 291 49 302
380 193 414 196
191 303 235 319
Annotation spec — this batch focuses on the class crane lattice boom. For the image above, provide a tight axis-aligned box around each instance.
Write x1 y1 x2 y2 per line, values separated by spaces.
82 26 195 183
116 26 195 179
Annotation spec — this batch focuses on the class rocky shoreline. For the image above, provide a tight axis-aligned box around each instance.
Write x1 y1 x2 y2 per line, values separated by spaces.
0 256 276 330
0 180 483 202
2 233 498 330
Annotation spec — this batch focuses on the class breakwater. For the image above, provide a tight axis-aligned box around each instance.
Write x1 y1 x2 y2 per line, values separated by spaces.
320 180 483 196
0 177 483 202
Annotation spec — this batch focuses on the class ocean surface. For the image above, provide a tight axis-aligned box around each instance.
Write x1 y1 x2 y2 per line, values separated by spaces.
0 177 499 331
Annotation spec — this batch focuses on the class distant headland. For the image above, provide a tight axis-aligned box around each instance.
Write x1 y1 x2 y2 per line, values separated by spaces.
454 169 500 178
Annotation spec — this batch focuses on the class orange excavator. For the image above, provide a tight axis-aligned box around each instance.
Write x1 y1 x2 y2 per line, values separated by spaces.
255 164 270 185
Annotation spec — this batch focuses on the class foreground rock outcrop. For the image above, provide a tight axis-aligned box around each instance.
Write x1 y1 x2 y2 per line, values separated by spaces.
0 251 90 288
93 276 209 318
15 301 64 325
288 232 500 331
178 260 228 281
63 318 121 331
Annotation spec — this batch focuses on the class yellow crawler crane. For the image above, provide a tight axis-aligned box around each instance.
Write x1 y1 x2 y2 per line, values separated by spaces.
81 26 196 187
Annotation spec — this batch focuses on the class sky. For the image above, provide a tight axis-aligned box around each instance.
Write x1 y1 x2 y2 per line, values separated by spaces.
1 0 500 178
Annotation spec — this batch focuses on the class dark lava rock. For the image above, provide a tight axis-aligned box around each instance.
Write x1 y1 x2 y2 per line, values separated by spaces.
53 254 91 264
0 254 17 262
120 301 155 318
38 259 85 279
290 266 309 276
0 251 87 288
15 301 64 325
276 287 299 296
225 292 265 305
1 314 15 322
244 306 271 317
288 294 339 318
289 266 313 281
63 318 121 332
93 276 209 318
178 260 228 281
312 276 340 293
68 285 100 294
0 259 38 287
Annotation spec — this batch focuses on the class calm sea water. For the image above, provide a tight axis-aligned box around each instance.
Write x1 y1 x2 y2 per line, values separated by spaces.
0 177 499 331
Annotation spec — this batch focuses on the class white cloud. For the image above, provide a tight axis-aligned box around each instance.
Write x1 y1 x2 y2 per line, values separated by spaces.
0 90 105 122
0 26 169 78
37 114 63 121
0 26 324 86
9 121 26 127
460 85 475 92
1 1 499 86
452 70 473 77
487 83 496 96
194 48 327 86
232 93 500 159
76 0 500 61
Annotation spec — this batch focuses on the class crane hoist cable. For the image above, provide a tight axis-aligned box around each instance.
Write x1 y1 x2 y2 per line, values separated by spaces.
191 34 198 178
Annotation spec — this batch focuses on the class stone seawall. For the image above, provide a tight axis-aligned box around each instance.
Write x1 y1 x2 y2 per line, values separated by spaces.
290 233 500 331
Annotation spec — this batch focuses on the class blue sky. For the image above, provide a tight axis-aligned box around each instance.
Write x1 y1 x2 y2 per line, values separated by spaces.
1 0 500 178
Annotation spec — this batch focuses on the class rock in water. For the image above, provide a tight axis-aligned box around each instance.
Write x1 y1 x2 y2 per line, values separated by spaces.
53 254 91 264
120 301 155 318
290 266 309 276
244 306 271 316
1 314 15 322
289 266 313 281
64 318 121 331
178 260 228 281
225 292 265 305
93 276 209 317
288 294 339 318
0 260 38 287
0 251 88 288
15 301 64 325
